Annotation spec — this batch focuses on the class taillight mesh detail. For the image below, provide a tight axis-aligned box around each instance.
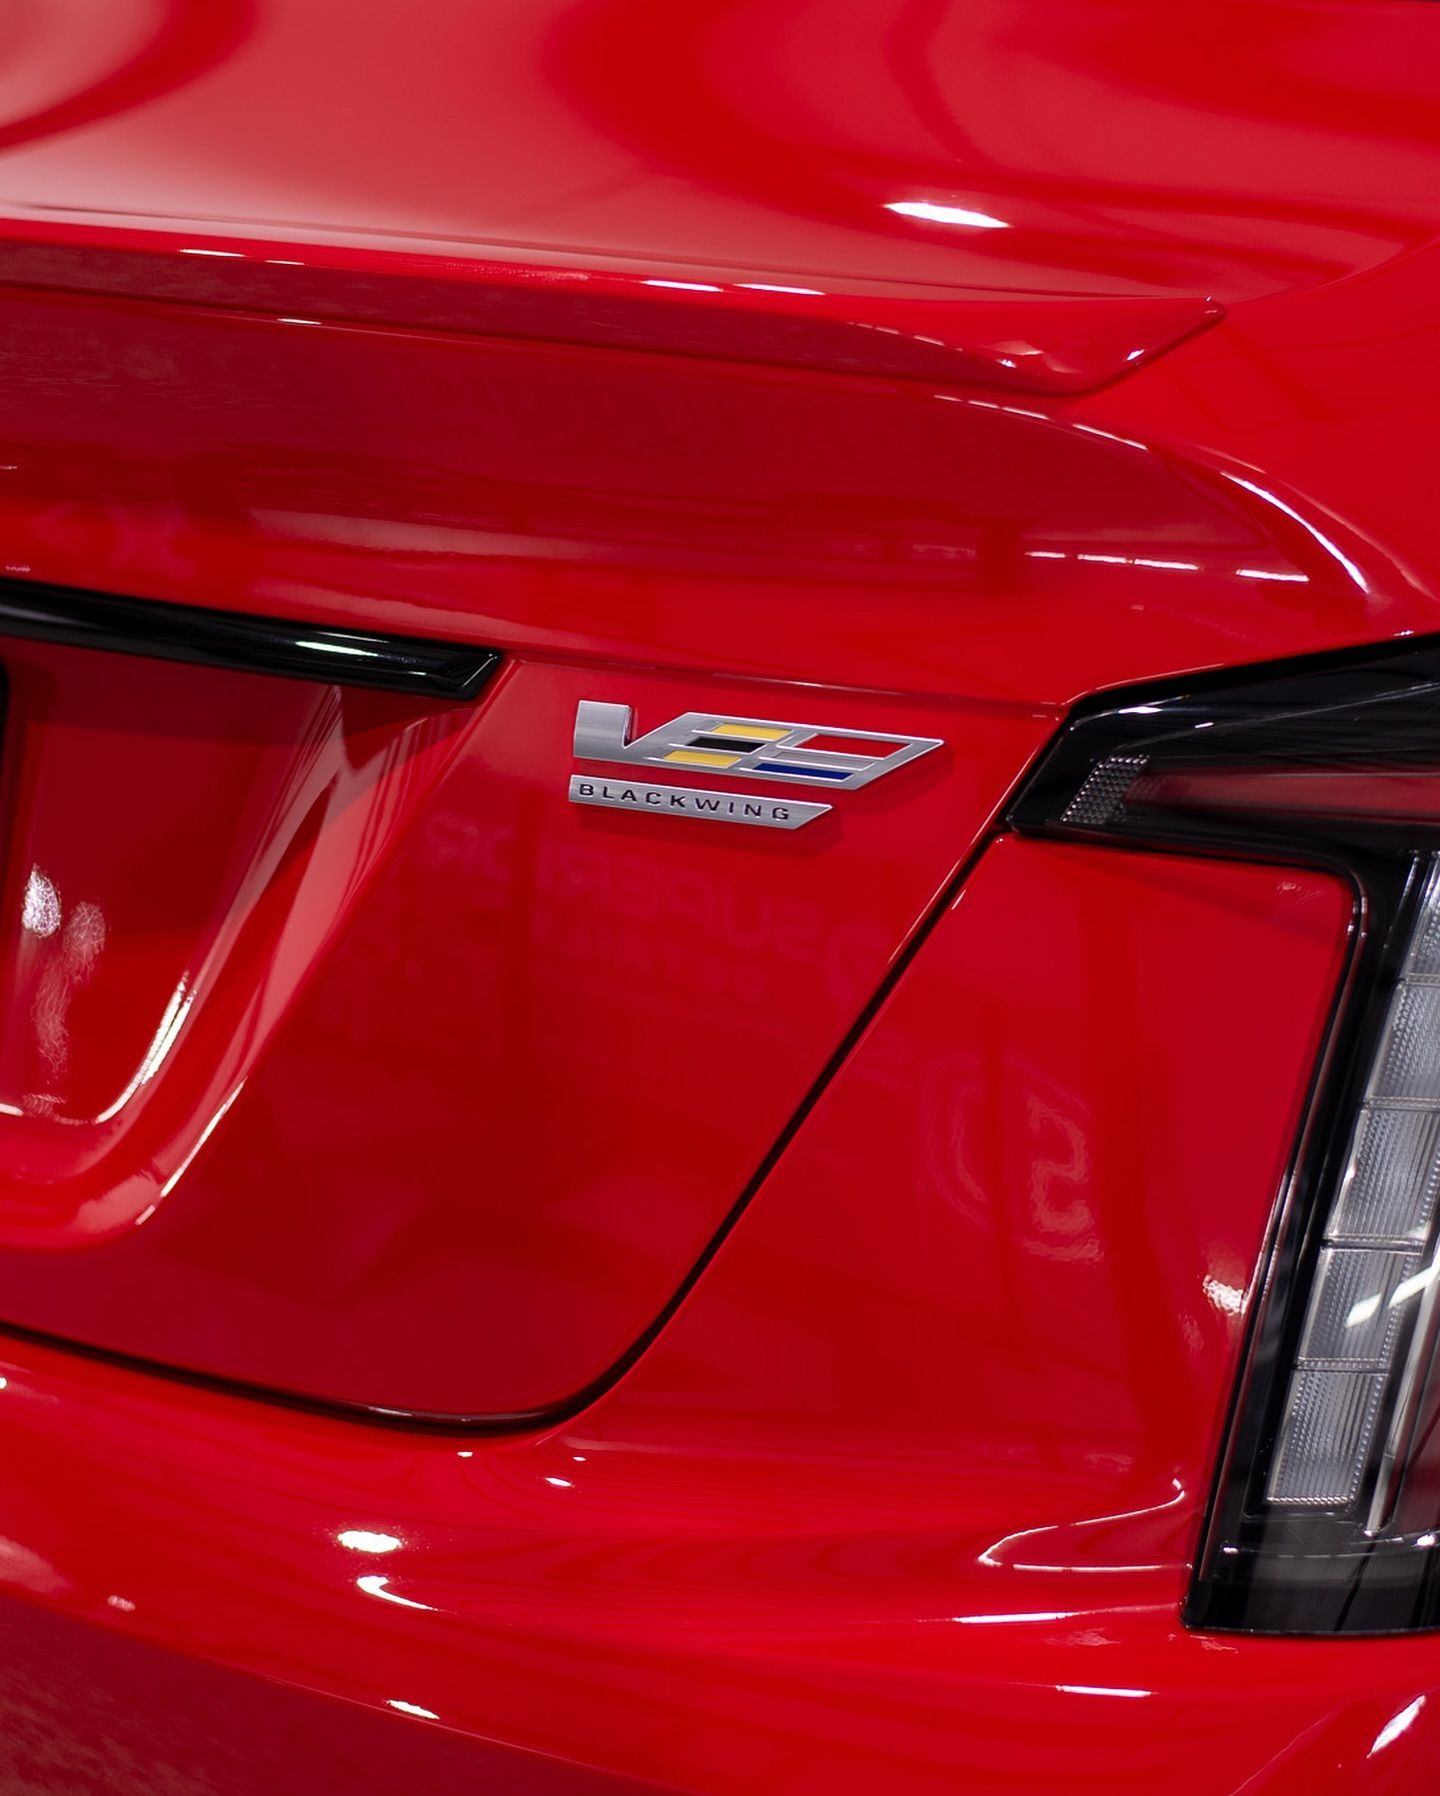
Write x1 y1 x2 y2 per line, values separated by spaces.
1262 861 1440 1519
1059 753 1148 826
1333 1107 1440 1244
1268 1369 1385 1509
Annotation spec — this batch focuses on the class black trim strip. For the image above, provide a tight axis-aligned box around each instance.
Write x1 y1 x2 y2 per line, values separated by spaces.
0 577 500 699
689 733 763 754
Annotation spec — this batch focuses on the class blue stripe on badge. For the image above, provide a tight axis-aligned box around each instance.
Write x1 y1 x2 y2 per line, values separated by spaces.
756 762 852 780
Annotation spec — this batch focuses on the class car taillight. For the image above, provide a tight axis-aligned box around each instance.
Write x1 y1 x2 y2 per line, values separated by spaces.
1009 638 1440 1634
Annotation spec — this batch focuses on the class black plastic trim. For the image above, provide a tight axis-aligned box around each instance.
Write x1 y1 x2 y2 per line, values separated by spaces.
0 576 500 699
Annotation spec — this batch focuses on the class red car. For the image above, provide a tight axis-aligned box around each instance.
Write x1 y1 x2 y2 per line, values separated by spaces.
0 2 1437 1790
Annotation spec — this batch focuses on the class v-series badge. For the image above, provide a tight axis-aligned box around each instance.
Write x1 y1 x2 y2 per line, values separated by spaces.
568 701 942 829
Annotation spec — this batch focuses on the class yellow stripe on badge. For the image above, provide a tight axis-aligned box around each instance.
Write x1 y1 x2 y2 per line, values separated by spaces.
709 723 789 741
664 748 744 768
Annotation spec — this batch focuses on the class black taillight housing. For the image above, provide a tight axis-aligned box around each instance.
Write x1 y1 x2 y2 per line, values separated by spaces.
1009 637 1440 1634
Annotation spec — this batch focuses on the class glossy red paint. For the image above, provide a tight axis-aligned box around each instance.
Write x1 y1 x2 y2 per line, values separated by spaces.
0 643 1048 1417
0 279 1414 714
0 843 1384 1796
1077 226 1440 632
4 0 1440 379
0 1 1433 1791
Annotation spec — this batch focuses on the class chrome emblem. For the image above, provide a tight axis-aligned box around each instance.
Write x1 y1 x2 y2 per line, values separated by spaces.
569 701 941 829
568 776 829 830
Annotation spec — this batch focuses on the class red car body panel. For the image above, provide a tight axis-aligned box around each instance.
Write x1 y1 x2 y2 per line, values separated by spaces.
0 846 1366 1795
0 1 1437 1790
0 642 1046 1417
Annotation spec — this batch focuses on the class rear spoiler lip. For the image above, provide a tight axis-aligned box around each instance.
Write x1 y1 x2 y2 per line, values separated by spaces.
0 212 1224 395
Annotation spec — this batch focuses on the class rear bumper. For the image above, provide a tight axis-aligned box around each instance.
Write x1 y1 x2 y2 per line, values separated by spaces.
0 836 1429 1794
0 1329 1436 1795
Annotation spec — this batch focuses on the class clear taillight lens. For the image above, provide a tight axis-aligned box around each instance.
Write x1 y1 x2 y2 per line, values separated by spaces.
1010 639 1440 1633
1267 865 1440 1520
